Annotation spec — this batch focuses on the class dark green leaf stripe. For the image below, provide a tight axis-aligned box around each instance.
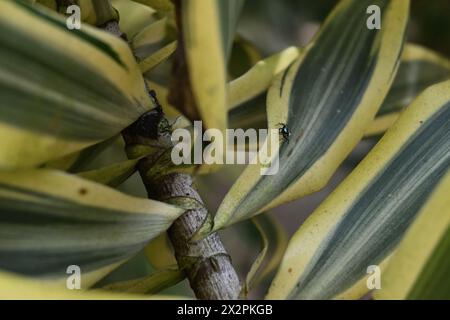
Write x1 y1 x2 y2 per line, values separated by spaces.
229 0 394 220
378 60 450 116
0 183 171 277
290 104 450 299
17 0 125 67
0 24 142 140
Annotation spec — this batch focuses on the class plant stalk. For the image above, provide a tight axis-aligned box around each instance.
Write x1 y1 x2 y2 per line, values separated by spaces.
103 18 241 299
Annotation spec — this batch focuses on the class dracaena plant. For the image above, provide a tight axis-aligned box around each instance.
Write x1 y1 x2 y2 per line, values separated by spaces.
0 0 448 300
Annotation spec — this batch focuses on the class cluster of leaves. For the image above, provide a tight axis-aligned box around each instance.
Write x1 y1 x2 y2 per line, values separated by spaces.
0 0 448 299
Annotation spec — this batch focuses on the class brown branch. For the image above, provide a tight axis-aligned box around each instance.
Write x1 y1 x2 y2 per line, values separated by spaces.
145 172 241 300
103 18 241 299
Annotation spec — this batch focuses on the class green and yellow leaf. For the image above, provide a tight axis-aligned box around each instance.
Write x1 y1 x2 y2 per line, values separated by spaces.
139 41 177 73
229 44 450 137
213 0 410 231
228 46 301 110
133 0 174 17
227 46 302 132
0 169 183 288
111 0 157 39
0 1 154 169
67 0 119 26
0 270 183 300
366 43 450 136
35 0 57 10
374 170 450 300
131 17 170 55
242 213 288 297
181 0 245 133
144 233 177 269
36 0 119 26
77 158 141 187
101 266 185 294
44 135 119 172
267 80 450 299
241 217 269 297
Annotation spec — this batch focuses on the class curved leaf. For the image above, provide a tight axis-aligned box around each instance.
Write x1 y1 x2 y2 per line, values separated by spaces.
37 0 119 26
378 44 450 116
181 0 245 133
44 135 119 172
366 43 450 136
111 0 157 39
131 17 172 59
267 80 450 299
229 44 450 137
77 158 141 187
241 217 269 297
227 46 301 109
213 0 410 231
0 270 183 299
0 169 182 287
133 0 174 16
227 47 302 132
144 233 177 269
0 1 154 169
242 213 288 297
374 170 450 300
139 41 177 73
101 267 184 294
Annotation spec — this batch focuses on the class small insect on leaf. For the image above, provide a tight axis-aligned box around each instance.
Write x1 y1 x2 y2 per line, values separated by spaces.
277 123 291 144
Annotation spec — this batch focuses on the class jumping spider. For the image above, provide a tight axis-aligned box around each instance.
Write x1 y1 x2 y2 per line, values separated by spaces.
277 123 291 144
